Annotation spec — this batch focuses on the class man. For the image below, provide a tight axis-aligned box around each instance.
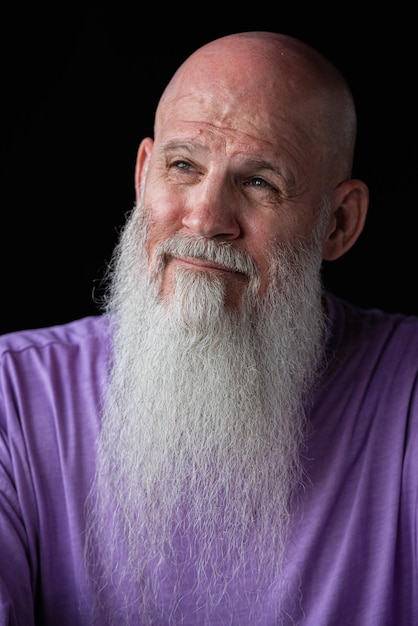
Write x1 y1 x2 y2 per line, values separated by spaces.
0 31 416 625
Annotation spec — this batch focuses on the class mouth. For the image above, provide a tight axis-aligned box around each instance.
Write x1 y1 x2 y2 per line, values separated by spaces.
169 255 244 276
152 234 259 282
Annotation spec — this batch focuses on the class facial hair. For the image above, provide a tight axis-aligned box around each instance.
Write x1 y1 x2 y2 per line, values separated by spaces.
85 200 329 625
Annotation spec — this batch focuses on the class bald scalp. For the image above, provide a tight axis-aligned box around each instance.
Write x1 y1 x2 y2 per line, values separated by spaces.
155 31 357 183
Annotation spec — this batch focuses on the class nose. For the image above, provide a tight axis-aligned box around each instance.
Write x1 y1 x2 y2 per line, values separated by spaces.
181 180 241 240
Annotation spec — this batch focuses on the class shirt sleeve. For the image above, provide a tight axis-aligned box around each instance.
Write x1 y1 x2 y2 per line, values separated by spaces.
0 421 35 626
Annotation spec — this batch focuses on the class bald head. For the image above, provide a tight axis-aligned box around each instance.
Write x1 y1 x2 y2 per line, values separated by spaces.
135 30 368 276
155 31 357 183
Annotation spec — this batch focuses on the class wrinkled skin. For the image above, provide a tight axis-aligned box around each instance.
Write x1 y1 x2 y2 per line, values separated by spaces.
134 31 369 307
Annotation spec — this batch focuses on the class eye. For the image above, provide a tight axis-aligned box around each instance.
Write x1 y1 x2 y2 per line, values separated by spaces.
245 176 282 201
247 176 273 189
166 158 200 184
171 159 195 171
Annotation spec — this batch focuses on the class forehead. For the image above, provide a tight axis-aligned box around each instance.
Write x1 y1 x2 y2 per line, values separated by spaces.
155 84 316 183
162 90 270 139
157 61 301 135
155 35 325 142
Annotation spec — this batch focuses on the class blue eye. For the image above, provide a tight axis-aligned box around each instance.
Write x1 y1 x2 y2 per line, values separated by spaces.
173 160 193 171
249 177 272 189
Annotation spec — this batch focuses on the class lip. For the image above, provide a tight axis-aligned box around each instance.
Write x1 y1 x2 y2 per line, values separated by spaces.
170 255 236 274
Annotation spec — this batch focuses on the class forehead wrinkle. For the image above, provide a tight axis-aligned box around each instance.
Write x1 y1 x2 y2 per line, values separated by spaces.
238 155 297 190
158 133 299 198
161 133 299 192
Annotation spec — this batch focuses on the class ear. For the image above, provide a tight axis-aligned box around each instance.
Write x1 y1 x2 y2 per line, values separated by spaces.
134 137 154 202
322 179 369 261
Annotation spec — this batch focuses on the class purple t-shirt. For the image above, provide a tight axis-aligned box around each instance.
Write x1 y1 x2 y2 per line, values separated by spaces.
0 292 417 625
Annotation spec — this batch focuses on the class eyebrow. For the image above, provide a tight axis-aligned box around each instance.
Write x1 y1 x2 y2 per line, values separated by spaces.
159 140 297 192
242 156 297 192
160 140 207 154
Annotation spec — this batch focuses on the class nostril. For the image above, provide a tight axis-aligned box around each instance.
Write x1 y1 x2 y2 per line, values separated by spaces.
182 205 240 240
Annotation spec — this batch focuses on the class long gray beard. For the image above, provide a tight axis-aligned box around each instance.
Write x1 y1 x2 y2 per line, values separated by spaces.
85 202 328 624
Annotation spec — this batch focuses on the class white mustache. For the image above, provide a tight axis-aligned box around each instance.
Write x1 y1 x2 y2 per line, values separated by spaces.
152 233 260 278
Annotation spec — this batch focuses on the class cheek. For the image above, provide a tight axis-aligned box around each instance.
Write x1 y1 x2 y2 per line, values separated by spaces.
143 193 183 257
243 215 300 294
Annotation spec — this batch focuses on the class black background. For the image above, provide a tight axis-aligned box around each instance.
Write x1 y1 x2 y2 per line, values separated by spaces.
1 7 417 334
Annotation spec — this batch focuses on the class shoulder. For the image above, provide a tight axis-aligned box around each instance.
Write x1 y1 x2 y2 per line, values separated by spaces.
0 315 109 357
325 291 418 355
322 292 418 411
0 316 111 463
320 292 418 492
0 315 108 354
0 315 111 400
